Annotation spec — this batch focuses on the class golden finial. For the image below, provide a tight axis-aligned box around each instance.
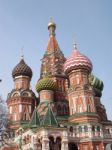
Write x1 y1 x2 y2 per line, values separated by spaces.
48 18 56 30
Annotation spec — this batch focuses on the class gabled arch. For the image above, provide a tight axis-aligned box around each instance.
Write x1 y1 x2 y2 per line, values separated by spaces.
63 105 67 115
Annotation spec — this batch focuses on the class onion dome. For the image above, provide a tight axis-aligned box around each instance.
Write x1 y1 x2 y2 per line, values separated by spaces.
12 59 32 78
89 74 104 97
64 46 93 74
36 78 57 93
89 74 104 91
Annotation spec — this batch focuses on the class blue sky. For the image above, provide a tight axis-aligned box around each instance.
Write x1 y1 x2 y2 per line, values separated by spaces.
0 0 112 119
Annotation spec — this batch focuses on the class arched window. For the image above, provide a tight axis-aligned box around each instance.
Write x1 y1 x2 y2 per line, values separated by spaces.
55 137 61 150
107 129 110 134
22 92 29 97
49 136 54 150
97 126 100 132
24 114 27 120
68 142 78 150
27 134 30 143
84 126 88 132
69 126 73 132
92 126 95 132
79 126 82 133
57 105 61 115
63 105 67 115
12 93 19 97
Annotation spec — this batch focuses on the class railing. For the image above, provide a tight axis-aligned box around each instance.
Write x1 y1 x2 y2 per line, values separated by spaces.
104 133 112 139
68 131 103 139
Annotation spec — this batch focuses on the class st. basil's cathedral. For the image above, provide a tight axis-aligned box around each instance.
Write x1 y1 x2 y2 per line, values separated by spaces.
2 21 112 150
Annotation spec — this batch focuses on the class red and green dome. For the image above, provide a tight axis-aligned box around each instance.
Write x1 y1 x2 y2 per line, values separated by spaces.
64 47 93 74
36 78 57 93
12 59 32 78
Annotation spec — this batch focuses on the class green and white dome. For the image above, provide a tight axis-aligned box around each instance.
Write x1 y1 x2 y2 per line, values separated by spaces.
89 74 104 97
89 74 104 91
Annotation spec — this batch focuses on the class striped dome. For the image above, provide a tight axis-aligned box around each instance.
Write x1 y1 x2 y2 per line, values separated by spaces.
64 48 93 74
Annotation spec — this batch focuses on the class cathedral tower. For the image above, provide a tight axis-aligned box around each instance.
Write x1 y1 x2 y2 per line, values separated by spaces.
7 57 36 129
64 45 99 123
39 21 69 116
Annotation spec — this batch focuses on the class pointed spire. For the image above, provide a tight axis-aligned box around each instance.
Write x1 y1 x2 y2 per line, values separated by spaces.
46 20 60 52
42 106 58 127
29 108 40 127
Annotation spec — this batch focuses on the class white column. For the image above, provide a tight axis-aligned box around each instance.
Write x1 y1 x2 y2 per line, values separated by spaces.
88 125 92 138
100 127 103 138
61 131 68 150
42 129 49 150
76 126 79 138
82 126 85 137
32 136 38 150
95 126 97 137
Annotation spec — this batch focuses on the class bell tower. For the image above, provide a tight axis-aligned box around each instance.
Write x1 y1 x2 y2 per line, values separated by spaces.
7 57 36 129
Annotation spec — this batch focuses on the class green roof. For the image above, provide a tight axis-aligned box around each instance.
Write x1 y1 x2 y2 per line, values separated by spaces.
42 107 58 127
29 107 40 127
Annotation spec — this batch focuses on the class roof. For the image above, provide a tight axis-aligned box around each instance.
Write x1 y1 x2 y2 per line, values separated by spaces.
46 20 60 53
64 48 92 74
42 107 58 127
29 107 40 127
46 36 60 52
12 59 32 78
36 77 57 93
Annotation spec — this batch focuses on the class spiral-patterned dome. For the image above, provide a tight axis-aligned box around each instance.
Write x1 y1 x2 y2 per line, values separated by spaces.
36 78 57 93
12 59 32 78
64 47 93 74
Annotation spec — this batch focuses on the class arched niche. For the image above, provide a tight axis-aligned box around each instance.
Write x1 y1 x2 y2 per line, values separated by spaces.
68 142 78 150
